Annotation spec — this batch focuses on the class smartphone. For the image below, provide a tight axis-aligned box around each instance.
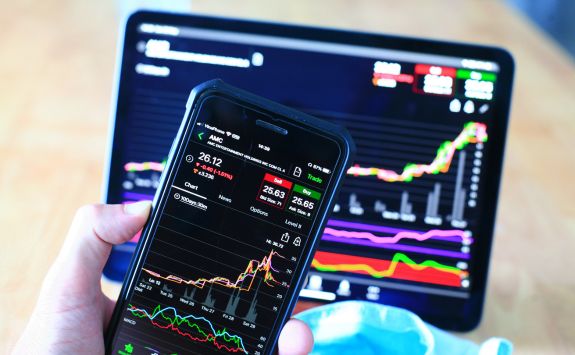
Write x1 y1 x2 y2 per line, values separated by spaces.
105 80 355 355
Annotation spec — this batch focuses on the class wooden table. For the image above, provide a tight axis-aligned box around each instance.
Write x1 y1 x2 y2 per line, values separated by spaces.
1 0 574 353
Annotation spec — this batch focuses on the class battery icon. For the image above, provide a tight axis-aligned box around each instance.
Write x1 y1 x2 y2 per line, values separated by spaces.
322 167 331 174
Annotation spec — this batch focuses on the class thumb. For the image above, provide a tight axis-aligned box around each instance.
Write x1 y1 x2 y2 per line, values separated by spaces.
54 202 151 283
278 319 314 355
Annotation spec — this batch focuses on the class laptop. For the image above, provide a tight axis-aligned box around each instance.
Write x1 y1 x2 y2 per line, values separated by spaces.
103 11 514 331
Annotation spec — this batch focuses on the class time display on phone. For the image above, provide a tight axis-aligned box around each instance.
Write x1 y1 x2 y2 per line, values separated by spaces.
108 95 342 355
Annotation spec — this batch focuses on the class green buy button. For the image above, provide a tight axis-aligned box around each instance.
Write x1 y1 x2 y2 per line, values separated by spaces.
293 184 321 200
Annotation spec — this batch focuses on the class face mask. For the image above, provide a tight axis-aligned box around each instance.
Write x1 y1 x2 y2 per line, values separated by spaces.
295 301 512 355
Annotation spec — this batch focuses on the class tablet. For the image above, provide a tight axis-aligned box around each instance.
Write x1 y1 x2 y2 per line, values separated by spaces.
103 10 514 331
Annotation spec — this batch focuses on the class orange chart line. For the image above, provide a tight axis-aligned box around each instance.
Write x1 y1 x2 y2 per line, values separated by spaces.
143 250 284 291
346 121 487 183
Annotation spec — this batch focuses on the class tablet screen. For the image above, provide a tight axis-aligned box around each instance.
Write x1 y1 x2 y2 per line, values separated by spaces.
105 12 512 330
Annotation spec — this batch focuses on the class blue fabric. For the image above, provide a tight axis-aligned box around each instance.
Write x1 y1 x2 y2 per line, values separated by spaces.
295 301 512 355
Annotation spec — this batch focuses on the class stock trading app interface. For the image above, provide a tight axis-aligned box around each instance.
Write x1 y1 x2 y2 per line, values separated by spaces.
110 96 340 355
107 19 504 325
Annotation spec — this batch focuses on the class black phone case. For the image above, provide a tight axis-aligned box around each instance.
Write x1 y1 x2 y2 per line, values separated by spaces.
105 79 355 354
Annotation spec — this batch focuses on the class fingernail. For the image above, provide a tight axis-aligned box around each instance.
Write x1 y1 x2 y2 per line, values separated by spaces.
124 201 152 215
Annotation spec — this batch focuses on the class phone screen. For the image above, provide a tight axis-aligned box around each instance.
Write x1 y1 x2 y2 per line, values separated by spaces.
109 94 342 355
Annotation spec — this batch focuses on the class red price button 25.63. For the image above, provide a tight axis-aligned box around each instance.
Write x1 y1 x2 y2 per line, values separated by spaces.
256 173 293 209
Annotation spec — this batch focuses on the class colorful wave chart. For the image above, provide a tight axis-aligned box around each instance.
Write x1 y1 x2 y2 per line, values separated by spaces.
322 228 471 259
124 160 165 172
323 226 472 244
347 121 488 182
128 304 248 354
311 251 467 287
143 250 284 291
322 219 472 259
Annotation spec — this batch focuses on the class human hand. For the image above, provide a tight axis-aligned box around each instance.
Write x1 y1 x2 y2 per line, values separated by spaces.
13 202 313 354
